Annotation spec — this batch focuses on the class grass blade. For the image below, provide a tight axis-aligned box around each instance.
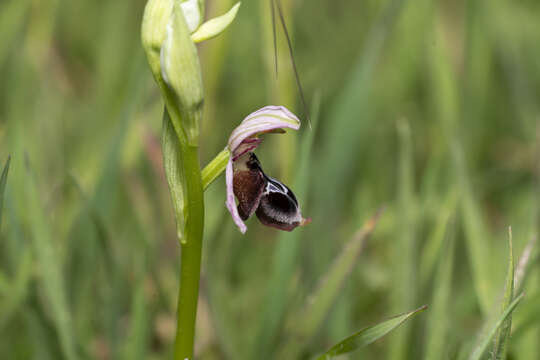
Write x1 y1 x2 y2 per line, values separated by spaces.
428 9 495 313
0 249 33 330
512 291 540 340
314 0 406 222
424 219 455 359
514 235 536 294
419 190 458 287
23 309 55 360
459 177 495 314
65 173 114 273
491 227 515 360
468 293 524 360
269 0 278 76
281 209 383 358
0 156 11 230
24 159 77 360
315 305 427 360
122 280 148 360
248 95 320 359
389 118 417 360
273 0 310 124
0 0 31 66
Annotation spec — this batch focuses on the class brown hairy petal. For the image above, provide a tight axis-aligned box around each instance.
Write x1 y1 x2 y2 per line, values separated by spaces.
233 169 266 220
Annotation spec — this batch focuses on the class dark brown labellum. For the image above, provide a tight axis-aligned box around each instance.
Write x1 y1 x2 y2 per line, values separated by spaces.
233 166 265 220
233 152 308 231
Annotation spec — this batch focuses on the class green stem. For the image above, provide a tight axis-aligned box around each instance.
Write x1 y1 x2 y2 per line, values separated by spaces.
202 147 230 190
175 141 205 360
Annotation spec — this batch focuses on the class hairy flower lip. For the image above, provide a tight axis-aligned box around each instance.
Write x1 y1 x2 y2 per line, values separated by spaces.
225 105 301 233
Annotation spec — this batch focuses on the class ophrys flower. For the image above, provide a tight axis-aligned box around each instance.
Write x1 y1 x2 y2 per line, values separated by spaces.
226 106 310 233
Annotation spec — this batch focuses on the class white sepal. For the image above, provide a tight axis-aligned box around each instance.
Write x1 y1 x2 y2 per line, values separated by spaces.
191 2 241 43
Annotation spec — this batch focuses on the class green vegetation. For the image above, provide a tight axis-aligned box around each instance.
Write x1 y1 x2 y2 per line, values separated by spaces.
1 0 539 359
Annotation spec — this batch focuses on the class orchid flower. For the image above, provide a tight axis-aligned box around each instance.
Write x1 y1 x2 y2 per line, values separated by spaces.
225 105 311 233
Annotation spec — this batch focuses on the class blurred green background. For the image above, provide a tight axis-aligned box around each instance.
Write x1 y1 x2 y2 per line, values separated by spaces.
1 0 540 359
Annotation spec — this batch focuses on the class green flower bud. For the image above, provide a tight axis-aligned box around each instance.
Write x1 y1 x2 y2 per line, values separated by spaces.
160 0 204 145
142 0 204 145
141 0 173 82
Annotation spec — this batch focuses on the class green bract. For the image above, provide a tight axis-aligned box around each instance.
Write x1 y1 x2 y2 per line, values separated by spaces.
160 0 203 145
141 0 173 81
